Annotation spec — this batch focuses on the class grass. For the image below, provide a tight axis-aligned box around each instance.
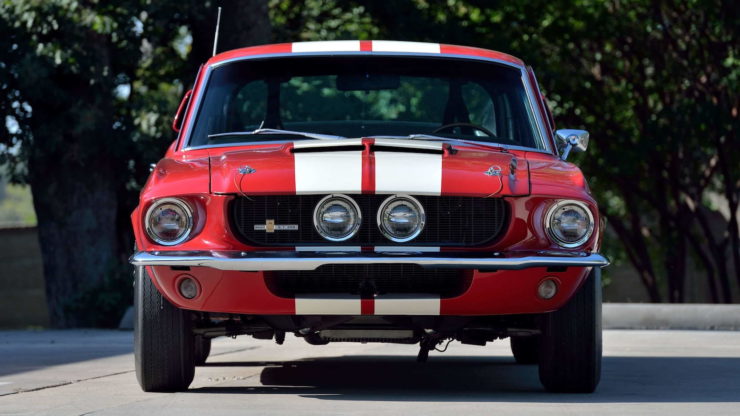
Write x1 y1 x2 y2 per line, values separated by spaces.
0 180 37 227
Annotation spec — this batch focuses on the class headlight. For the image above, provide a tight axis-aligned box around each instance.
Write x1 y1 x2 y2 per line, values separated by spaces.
545 200 594 248
145 198 194 246
313 194 361 241
377 195 425 242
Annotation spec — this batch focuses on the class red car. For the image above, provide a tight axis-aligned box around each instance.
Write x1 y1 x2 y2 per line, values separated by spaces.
130 40 608 393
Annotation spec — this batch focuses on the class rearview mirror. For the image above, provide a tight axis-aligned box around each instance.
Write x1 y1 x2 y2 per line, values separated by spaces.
555 129 589 161
336 73 400 91
172 89 193 133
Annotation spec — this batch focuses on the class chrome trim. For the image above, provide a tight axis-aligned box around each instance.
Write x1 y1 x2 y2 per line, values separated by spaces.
519 67 551 152
293 138 363 148
555 129 590 161
377 194 426 243
313 194 363 242
130 250 610 271
372 137 443 151
186 140 291 150
544 200 595 248
181 52 553 154
144 198 194 246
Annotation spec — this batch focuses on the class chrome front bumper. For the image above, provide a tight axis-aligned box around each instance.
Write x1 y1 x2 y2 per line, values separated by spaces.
130 250 609 272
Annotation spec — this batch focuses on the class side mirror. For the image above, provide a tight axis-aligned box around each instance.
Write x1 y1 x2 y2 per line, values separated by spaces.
172 89 193 133
555 129 589 161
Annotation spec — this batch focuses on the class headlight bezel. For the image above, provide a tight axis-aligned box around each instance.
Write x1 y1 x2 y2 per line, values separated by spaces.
312 194 362 242
544 200 595 248
145 197 195 246
377 194 426 243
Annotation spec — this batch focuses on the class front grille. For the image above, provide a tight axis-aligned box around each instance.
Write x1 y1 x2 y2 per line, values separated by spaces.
265 265 471 298
230 195 507 247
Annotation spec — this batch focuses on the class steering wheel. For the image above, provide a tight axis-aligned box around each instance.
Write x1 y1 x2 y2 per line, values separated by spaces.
433 122 496 138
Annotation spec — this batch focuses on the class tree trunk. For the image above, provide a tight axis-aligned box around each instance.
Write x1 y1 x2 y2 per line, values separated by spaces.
30 156 119 328
218 0 272 51
605 213 662 302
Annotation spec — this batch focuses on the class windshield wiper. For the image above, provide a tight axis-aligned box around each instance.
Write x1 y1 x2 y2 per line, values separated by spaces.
209 128 346 141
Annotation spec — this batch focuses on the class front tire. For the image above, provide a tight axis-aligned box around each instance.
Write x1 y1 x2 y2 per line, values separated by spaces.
194 335 212 365
538 267 602 393
134 266 195 392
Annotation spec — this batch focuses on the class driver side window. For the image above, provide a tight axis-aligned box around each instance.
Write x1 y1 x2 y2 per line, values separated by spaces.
461 82 514 141
462 82 496 137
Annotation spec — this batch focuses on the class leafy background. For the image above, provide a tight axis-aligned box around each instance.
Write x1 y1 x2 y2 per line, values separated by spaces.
0 0 737 327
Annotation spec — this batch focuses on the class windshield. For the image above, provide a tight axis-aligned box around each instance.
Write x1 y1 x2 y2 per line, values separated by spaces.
187 56 544 149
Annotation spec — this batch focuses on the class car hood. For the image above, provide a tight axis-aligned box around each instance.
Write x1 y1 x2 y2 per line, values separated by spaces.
209 138 530 197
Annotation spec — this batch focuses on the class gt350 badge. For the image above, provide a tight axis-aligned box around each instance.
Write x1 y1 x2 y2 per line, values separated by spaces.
254 219 298 233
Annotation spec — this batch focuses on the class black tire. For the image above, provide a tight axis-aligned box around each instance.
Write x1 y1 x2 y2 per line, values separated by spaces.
194 335 212 366
134 266 195 392
510 336 540 364
538 267 602 393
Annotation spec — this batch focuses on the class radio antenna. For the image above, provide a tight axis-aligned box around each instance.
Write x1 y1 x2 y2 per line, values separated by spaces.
212 7 222 56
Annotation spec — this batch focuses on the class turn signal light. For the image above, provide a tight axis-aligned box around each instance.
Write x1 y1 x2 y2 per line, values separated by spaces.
178 276 200 299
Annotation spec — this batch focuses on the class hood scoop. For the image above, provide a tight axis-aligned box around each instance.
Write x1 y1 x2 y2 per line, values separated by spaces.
210 138 529 197
291 137 446 155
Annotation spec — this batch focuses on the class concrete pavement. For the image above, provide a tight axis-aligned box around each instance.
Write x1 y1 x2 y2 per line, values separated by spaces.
602 303 740 330
1 329 739 415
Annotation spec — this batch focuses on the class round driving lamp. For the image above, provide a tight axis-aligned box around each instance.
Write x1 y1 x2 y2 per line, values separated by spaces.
313 194 362 241
545 200 594 248
377 195 426 243
145 198 194 246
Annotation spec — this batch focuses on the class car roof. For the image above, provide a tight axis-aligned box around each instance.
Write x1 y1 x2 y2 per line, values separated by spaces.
206 40 525 68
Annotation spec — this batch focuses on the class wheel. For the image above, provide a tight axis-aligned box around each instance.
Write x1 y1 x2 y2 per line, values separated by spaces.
510 336 540 364
134 266 195 392
194 335 212 365
538 267 602 393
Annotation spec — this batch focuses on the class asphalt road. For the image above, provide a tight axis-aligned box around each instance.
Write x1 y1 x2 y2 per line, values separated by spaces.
1 329 739 415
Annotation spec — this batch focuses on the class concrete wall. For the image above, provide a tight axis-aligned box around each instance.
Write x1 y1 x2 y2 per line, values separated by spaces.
0 227 49 328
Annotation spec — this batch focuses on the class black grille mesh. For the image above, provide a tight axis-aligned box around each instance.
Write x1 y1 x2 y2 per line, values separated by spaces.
230 195 507 247
265 265 471 298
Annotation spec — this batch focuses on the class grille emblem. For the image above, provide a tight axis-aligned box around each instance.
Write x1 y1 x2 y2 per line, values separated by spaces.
254 219 298 233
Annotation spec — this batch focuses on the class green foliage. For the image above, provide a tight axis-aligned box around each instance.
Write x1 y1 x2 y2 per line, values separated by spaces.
318 0 740 302
269 0 379 41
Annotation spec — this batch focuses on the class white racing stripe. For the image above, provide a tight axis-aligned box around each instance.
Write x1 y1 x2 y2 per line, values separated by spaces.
375 152 442 195
295 294 361 315
372 41 441 54
292 41 361 53
374 294 441 315
294 151 362 194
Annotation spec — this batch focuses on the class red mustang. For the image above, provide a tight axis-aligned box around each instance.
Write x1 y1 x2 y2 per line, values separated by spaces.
131 40 607 393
